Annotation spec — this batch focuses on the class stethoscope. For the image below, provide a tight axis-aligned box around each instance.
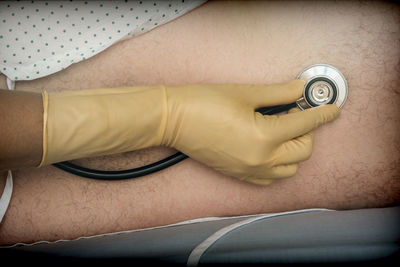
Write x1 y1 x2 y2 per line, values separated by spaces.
53 64 348 180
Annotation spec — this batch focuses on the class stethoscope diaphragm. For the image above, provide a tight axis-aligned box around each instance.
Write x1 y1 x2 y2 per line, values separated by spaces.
296 64 348 110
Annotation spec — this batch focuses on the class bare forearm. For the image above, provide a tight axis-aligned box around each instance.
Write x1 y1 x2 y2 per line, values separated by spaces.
0 90 43 170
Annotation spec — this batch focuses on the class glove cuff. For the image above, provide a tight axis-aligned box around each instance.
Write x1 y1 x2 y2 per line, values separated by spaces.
39 86 167 167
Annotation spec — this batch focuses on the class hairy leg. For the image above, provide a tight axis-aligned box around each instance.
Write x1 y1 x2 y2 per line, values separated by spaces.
1 0 399 244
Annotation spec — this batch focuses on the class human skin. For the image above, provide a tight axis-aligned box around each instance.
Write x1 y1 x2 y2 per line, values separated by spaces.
0 0 399 244
0 90 43 170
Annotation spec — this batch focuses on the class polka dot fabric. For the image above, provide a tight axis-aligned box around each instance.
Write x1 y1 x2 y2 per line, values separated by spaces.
0 0 206 81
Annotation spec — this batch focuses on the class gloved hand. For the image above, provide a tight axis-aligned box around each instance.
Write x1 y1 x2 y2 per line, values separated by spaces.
161 81 340 185
40 81 340 185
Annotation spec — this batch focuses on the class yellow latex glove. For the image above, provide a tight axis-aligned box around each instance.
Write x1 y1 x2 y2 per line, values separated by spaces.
40 81 340 185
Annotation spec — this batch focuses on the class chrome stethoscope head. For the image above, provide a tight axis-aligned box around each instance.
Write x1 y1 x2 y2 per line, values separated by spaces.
296 63 348 110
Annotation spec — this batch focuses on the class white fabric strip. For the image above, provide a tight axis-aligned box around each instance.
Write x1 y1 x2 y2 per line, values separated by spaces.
186 208 332 267
0 213 270 248
0 209 331 248
6 77 15 90
0 170 13 223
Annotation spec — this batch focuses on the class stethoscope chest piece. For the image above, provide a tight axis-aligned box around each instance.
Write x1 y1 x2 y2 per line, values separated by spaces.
296 64 348 110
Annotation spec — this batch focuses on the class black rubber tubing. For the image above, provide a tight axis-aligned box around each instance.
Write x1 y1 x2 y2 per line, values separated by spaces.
53 152 188 180
52 103 297 180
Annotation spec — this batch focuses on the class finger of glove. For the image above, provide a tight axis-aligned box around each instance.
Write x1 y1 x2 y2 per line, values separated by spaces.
274 131 314 165
273 106 314 164
269 163 299 179
271 104 340 142
288 107 301 114
250 163 299 181
244 178 275 186
238 80 305 109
